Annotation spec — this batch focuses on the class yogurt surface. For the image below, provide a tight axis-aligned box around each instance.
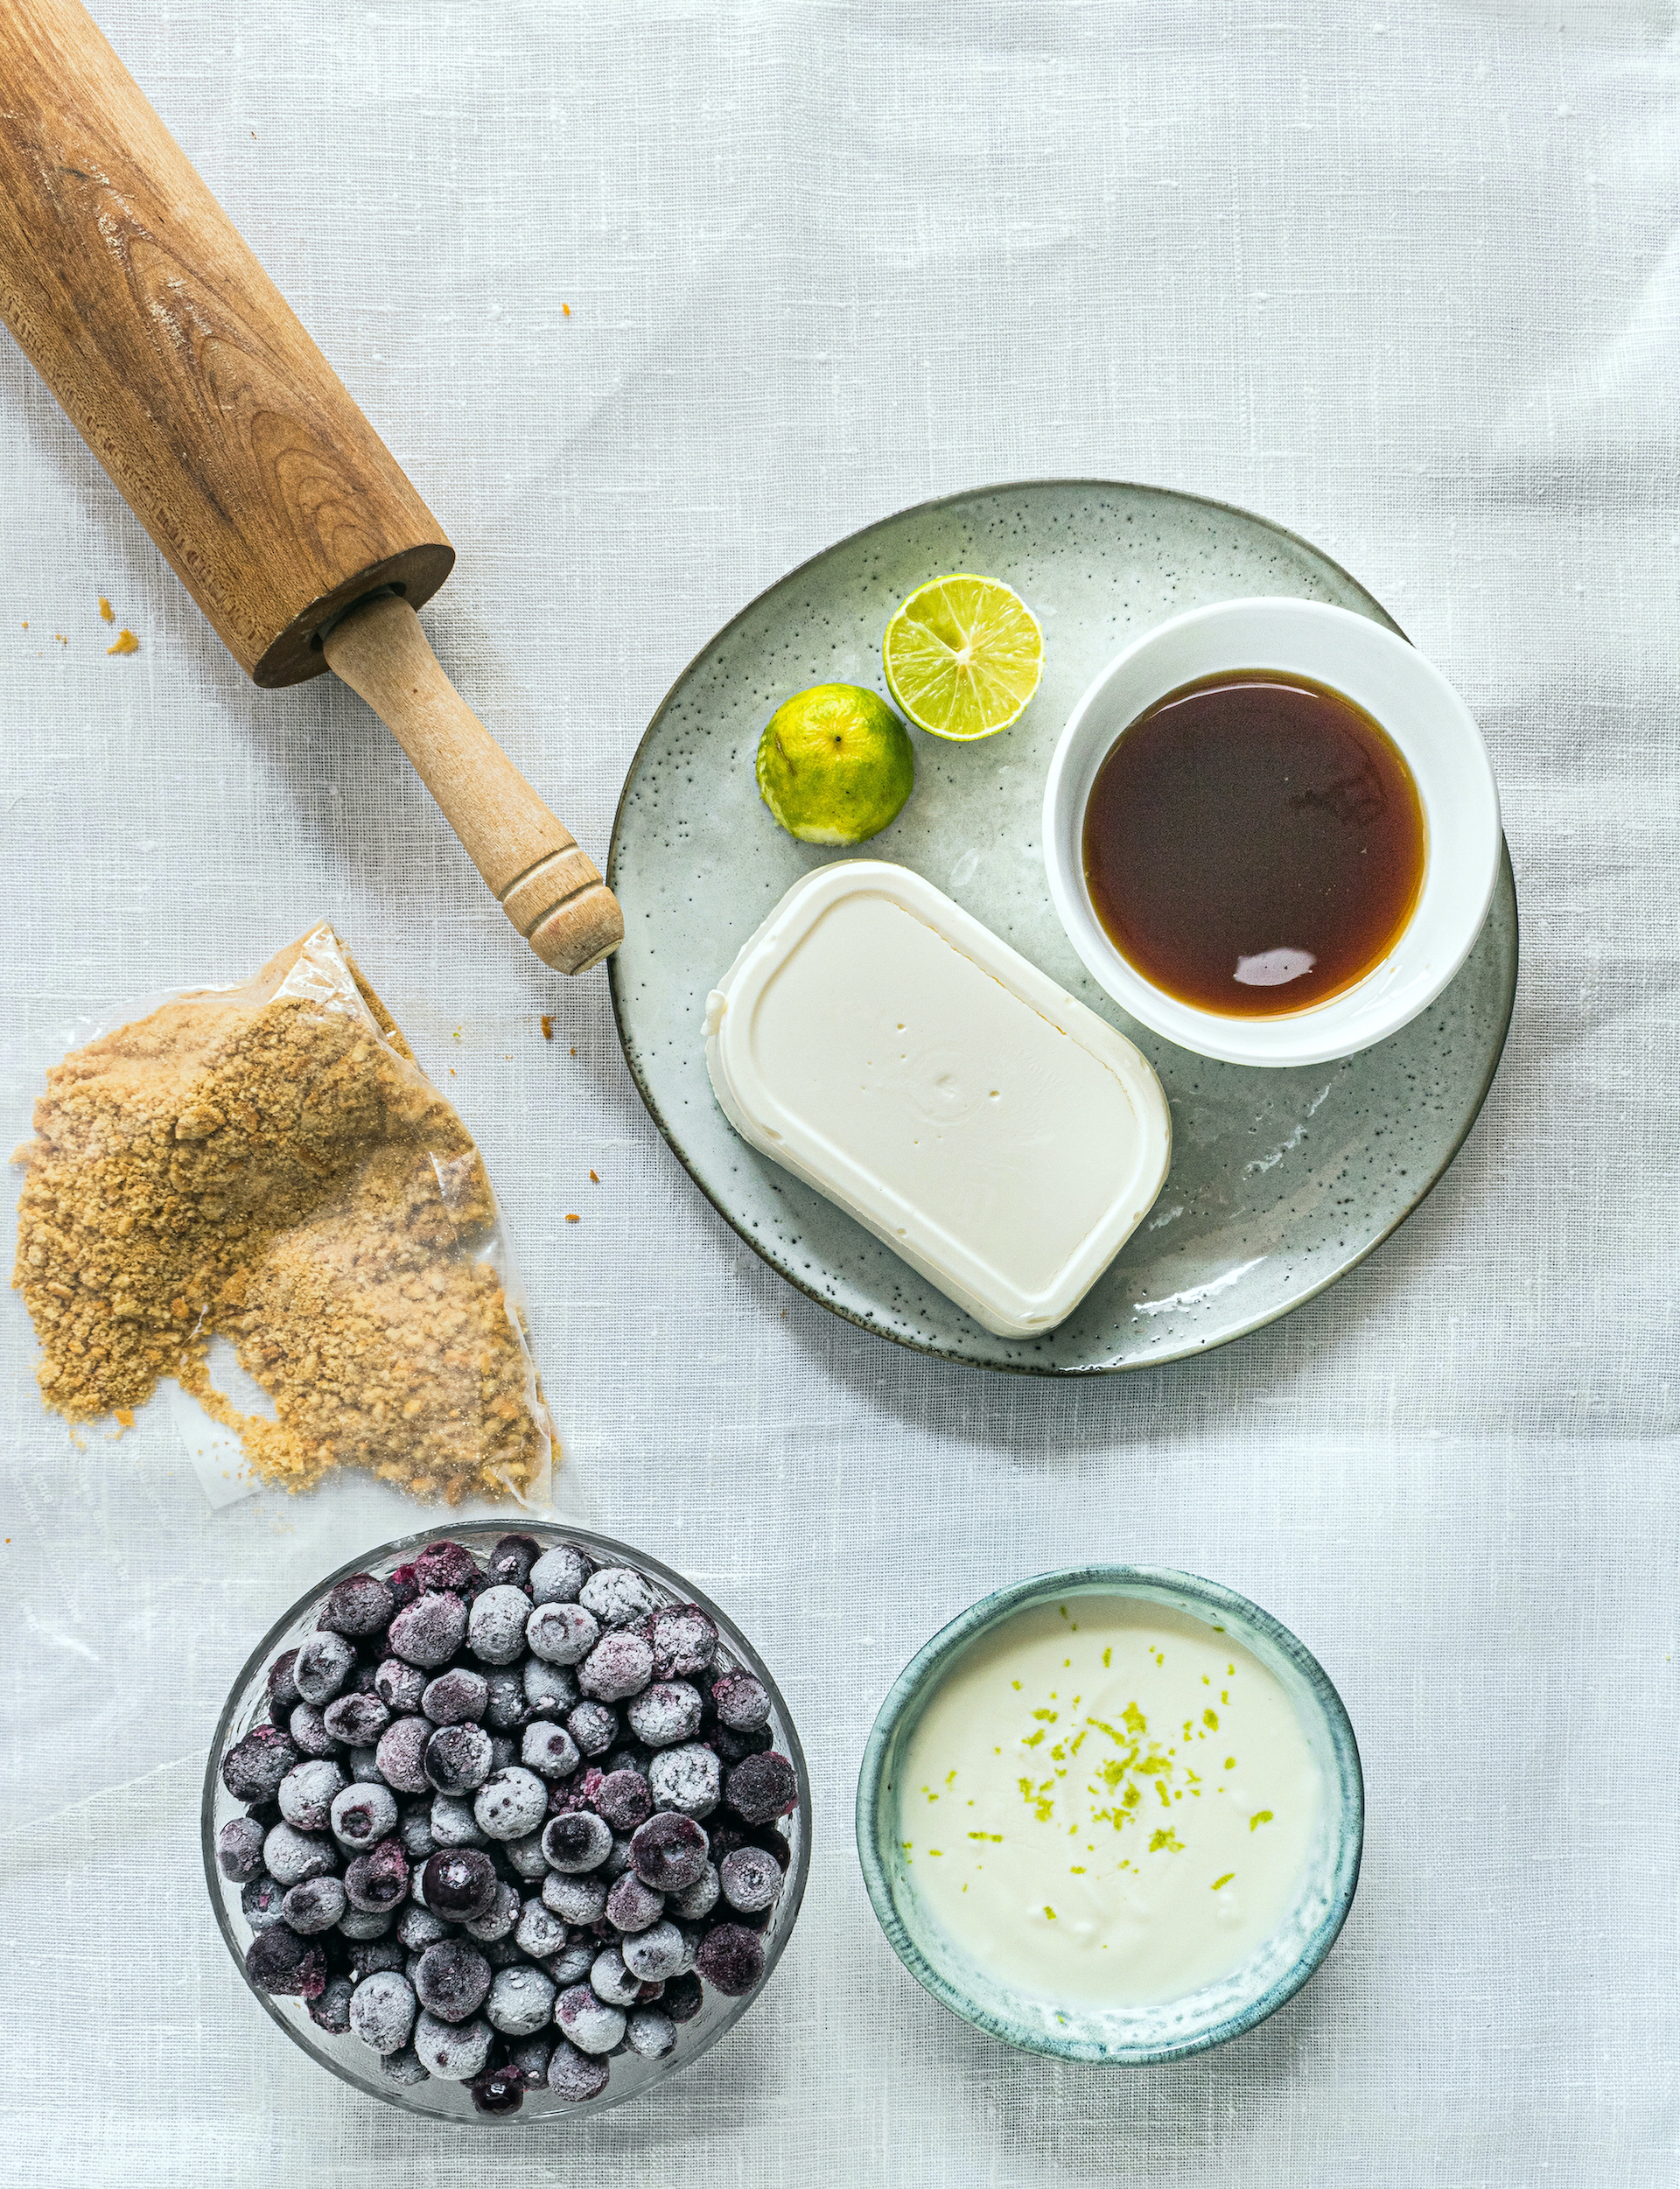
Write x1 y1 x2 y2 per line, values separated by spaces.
898 1595 1321 2007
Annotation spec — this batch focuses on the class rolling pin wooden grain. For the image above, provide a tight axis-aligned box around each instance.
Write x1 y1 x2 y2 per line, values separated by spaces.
0 0 622 974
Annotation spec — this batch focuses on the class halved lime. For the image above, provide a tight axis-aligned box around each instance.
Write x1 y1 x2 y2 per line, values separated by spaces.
882 573 1044 741
755 682 915 844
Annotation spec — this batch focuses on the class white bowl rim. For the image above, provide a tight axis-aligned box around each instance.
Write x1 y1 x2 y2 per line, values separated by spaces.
1040 597 1502 1067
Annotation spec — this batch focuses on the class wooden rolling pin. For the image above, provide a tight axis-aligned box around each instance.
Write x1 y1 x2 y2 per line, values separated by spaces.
0 0 622 974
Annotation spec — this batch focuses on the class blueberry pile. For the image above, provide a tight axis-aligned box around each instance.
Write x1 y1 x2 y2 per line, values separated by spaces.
217 1536 798 2114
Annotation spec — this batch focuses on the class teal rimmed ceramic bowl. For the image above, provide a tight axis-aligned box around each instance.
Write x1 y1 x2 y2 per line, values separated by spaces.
855 1566 1363 2063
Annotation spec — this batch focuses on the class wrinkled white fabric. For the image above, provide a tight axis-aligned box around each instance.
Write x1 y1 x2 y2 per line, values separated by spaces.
1 2 1676 2182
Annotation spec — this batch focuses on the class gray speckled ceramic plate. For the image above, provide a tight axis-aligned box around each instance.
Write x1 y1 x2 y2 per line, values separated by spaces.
606 481 1517 1375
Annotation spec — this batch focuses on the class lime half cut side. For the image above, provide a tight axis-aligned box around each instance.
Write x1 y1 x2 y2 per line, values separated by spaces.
882 573 1044 741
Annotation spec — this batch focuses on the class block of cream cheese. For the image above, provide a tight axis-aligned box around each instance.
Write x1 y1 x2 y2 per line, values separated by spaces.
704 861 1171 1336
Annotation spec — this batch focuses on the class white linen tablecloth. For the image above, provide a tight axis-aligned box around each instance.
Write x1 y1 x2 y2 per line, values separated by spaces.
2 3 1676 2182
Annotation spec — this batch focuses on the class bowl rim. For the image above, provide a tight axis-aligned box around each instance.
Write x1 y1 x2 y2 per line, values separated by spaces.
854 1563 1365 2064
1041 595 1502 1067
202 1519 812 2125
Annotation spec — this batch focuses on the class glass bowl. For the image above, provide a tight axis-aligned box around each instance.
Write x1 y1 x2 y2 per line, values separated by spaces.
856 1564 1362 2063
203 1521 811 2123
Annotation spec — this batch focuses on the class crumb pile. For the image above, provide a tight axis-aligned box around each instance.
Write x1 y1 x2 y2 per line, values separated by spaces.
12 926 550 1504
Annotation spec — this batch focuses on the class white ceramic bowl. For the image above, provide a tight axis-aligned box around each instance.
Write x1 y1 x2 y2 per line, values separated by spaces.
1041 598 1502 1067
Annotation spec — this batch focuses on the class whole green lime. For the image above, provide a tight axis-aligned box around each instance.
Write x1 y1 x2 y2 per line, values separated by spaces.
755 683 915 844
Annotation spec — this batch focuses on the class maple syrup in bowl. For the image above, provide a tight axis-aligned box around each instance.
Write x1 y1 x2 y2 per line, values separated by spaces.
1041 598 1500 1068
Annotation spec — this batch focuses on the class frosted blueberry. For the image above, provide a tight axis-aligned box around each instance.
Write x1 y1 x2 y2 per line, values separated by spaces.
513 1898 567 1960
483 1668 528 1732
487 1533 541 1588
245 1925 326 1998
220 1724 298 1804
502 1829 548 1881
323 1692 390 1746
626 1681 703 1749
332 1781 399 1849
669 1863 720 1922
216 1816 265 1882
397 1801 437 1864
521 1720 581 1780
489 1735 517 1773
421 1668 487 1725
308 1974 354 2035
422 1848 497 1919
336 1905 396 1941
282 1875 347 1934
648 1744 722 1820
547 2037 610 2101
380 2046 430 2086
267 1650 304 1713
470 2064 525 2116
710 1670 771 1733
424 1723 493 1795
508 2032 554 2087
374 1716 431 1796
263 1822 339 1888
555 1983 626 2056
526 1601 599 1667
588 1946 641 2007
388 1591 467 1670
348 1969 417 2054
414 1540 480 1594
545 1941 596 1985
528 1544 590 1605
460 1879 521 1942
467 1584 531 1667
541 1809 612 1875
567 1700 619 1759
541 1871 609 1925
395 1904 452 1953
578 1630 654 1703
485 1962 556 2036
621 1920 685 1982
663 1970 704 2024
644 1604 718 1681
720 1843 783 1913
630 1813 710 1893
429 1794 486 1848
724 1750 798 1825
696 1921 764 1997
606 1873 664 1934
626 2005 676 2060
475 1766 549 1841
579 1567 659 1631
287 1703 339 1759
414 1938 491 2024
242 1872 287 1932
374 1658 427 1714
318 1572 395 1638
292 1631 356 1706
522 1658 579 1716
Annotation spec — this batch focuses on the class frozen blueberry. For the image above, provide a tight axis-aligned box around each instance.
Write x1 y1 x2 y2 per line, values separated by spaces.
309 1973 354 2035
424 1723 493 1795
373 1658 427 1714
541 1871 609 1925
422 1668 488 1725
669 1862 720 1921
414 1938 491 2024
566 1700 619 1759
395 1904 452 1953
282 1874 347 1934
547 2036 609 2101
605 1873 664 1934
292 1630 356 1706
555 1983 626 2056
528 1544 590 1605
466 1584 531 1667
629 1812 710 1893
600 1833 636 1882
720 1843 783 1913
475 1766 549 1841
380 2045 430 2086
514 1899 568 1960
349 1968 417 2053
710 1670 771 1733
622 2003 676 2061
594 1768 654 1833
345 1936 406 1983
398 1802 438 1864
581 1632 654 1708
323 1692 390 1746
545 1940 596 1985
263 1822 339 1888
526 1601 599 1667
388 1591 467 1670
724 1749 797 1825
626 1680 704 1749
245 1924 327 1998
508 2032 554 2087
374 1716 431 1795
487 1533 541 1588
503 1830 548 1882
347 1746 386 1790
481 1668 528 1734
644 1604 718 1680
220 1724 298 1804
287 1703 339 1759
242 1872 288 1933
541 1809 613 1874
523 1658 579 1717
332 1781 399 1849
337 1906 396 1942
415 1539 481 1594
520 1720 580 1781
709 1720 774 1765
662 1969 704 2024
648 1743 722 1819
588 1946 641 2007
468 2063 524 2116
422 1847 497 1919
267 1649 304 1713
460 1879 521 1942
217 1815 265 1882
385 1563 422 1612
696 1920 765 1996
622 1920 686 1982
319 1572 395 1638
485 1962 556 2036
580 1567 660 1630
430 1794 486 1848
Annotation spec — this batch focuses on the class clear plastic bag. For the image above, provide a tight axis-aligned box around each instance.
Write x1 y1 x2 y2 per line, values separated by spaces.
12 924 553 1507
